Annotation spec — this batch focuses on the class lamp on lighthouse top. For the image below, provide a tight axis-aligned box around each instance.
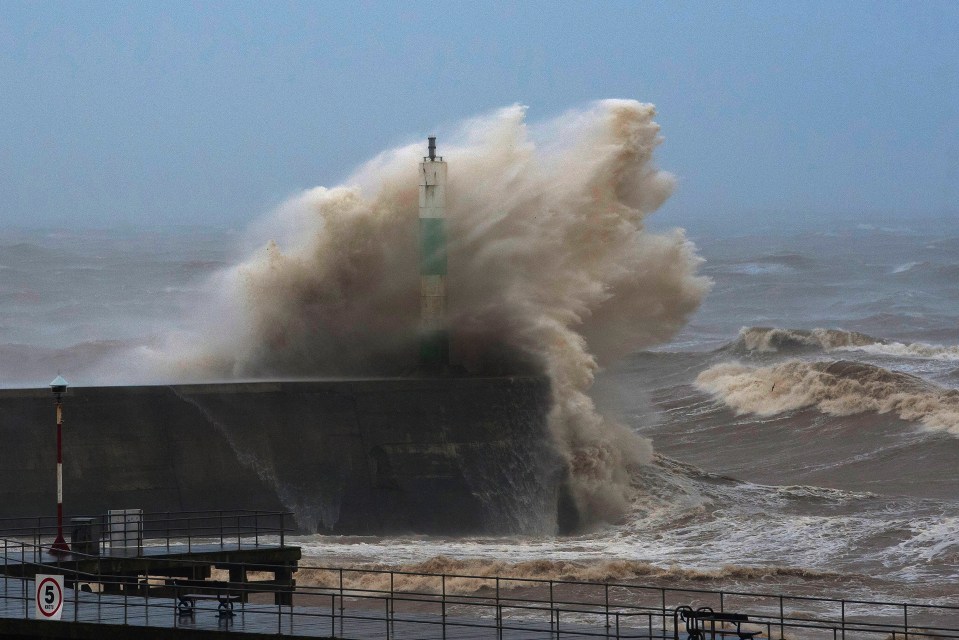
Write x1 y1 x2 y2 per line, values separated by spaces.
50 375 68 396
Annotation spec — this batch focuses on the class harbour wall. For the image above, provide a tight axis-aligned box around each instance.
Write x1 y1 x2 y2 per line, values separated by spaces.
0 377 574 535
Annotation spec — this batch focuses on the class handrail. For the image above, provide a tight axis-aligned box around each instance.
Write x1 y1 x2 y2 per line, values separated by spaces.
2 534 957 639
0 510 291 551
1 550 957 640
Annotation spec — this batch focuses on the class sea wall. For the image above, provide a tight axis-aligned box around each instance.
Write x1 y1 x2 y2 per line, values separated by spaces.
0 377 572 534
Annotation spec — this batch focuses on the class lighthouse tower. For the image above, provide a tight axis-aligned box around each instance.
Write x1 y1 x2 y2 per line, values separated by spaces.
419 137 449 368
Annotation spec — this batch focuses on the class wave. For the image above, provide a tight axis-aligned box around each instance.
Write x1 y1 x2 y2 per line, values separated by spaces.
0 242 60 262
293 556 840 594
725 327 959 362
696 359 959 435
724 327 883 354
891 261 921 274
836 341 959 361
708 253 816 277
135 100 711 527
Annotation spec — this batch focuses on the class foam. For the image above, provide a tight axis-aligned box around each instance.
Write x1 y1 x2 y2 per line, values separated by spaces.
294 556 840 594
696 359 959 435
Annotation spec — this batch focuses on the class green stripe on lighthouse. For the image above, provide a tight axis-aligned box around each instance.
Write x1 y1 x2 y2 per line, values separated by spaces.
419 218 447 275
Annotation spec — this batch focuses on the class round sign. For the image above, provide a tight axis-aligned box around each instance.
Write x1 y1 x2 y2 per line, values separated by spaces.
36 576 63 619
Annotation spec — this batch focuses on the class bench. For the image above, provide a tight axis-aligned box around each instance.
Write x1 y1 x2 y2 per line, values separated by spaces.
177 592 242 617
675 606 763 640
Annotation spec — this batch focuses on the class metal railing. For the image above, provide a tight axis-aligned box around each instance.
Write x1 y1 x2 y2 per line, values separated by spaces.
1 537 957 639
0 510 291 557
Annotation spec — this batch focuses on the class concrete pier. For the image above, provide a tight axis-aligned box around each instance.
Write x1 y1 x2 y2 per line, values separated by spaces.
0 377 570 535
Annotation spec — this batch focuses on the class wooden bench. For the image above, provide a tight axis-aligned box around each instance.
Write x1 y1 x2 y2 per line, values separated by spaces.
675 606 763 640
177 592 242 617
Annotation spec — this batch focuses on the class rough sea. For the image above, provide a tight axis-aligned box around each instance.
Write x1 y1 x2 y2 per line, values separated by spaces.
2 219 956 613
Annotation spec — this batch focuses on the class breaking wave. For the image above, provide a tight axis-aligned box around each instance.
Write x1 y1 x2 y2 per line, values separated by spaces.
696 359 959 435
726 327 882 354
294 557 840 594
724 327 959 362
147 100 711 527
839 341 959 361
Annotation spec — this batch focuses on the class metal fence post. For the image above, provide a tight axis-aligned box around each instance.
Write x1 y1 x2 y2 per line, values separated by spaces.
904 604 909 640
841 599 845 640
441 574 447 640
780 595 785 640
605 582 611 633
549 580 555 634
496 576 502 640
661 588 667 636
145 566 150 622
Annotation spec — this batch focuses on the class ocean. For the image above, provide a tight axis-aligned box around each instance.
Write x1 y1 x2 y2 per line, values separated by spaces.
2 221 956 609
1 101 956 613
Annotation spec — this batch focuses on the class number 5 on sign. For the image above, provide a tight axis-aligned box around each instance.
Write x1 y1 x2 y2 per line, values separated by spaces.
35 574 64 620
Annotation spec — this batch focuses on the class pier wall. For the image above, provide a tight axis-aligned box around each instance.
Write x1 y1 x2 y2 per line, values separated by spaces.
0 378 570 535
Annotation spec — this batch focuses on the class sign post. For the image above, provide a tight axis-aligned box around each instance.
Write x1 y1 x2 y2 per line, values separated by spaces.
35 574 64 621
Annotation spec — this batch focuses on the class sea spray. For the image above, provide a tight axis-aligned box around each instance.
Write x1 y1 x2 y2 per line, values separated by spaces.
160 100 710 526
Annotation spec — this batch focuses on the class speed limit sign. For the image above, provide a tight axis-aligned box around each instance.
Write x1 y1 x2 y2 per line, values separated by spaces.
35 574 64 620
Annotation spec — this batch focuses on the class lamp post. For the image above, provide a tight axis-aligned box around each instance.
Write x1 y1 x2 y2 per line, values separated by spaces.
49 375 70 554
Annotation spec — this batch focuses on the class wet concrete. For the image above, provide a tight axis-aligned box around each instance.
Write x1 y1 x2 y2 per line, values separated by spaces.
0 377 569 535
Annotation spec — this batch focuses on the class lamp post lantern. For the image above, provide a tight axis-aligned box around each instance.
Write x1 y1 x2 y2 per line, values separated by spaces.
49 375 70 554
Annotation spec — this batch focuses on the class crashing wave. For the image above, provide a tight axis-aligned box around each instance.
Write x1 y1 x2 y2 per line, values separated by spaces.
696 359 959 435
293 556 841 594
724 327 883 354
723 327 959 362
141 100 711 527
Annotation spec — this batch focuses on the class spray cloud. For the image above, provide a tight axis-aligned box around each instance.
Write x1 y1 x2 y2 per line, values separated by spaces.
164 100 710 525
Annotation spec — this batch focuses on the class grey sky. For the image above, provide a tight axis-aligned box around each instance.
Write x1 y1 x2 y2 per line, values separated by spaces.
1 1 956 230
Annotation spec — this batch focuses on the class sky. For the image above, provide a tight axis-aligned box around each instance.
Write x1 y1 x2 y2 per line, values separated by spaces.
0 1 957 232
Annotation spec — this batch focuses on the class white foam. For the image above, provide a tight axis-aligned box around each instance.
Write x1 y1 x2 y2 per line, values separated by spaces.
696 360 959 436
891 261 920 274
837 341 959 361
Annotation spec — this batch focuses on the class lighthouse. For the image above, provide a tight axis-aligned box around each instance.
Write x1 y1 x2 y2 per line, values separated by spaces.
419 137 449 367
